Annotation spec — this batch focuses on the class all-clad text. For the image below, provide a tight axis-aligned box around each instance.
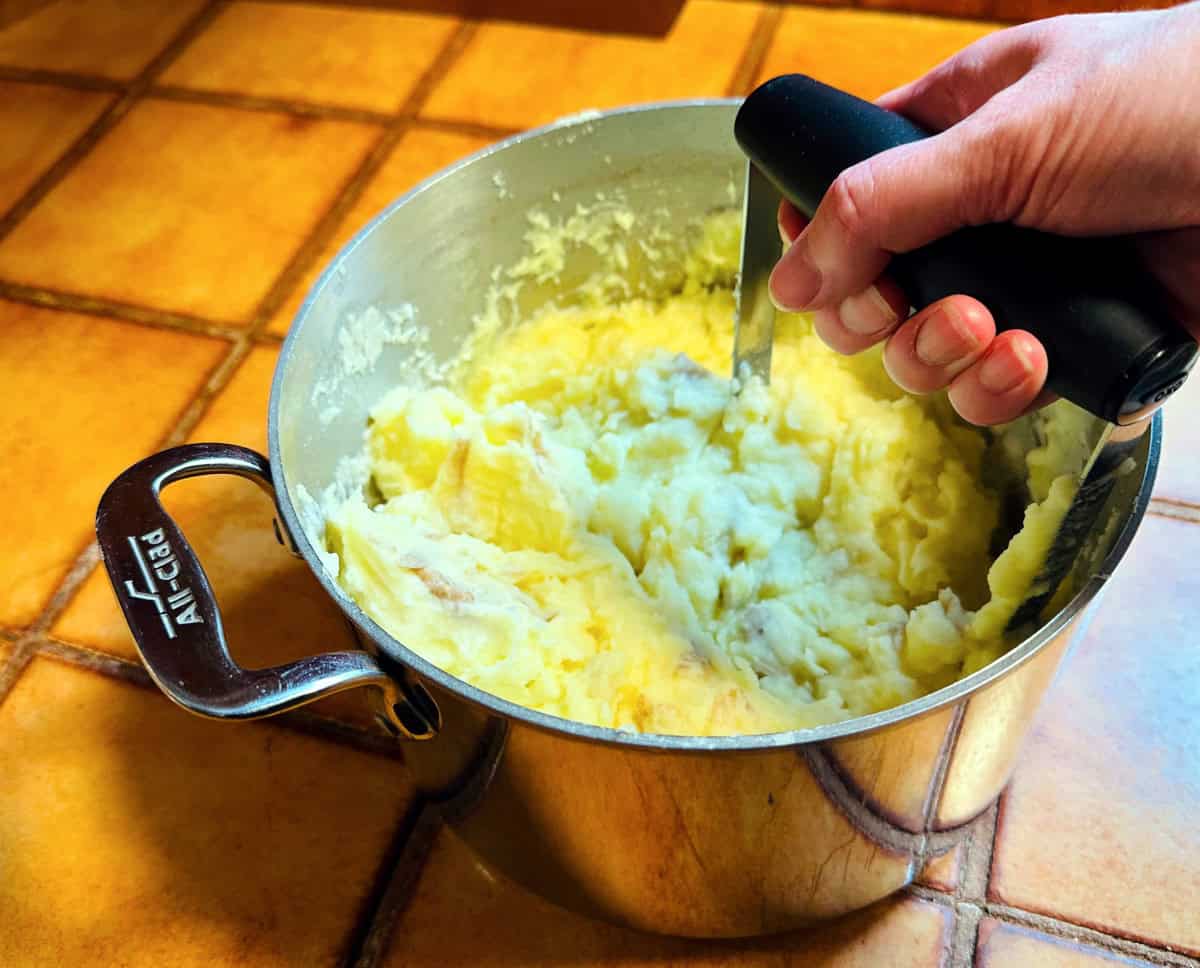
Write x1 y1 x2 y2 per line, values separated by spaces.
124 528 203 639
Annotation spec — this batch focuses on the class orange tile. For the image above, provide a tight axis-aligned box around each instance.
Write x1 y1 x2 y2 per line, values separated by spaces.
1155 367 1200 506
916 845 960 894
0 81 113 215
55 344 379 727
0 302 225 627
976 920 1157 967
161 2 459 113
421 0 761 129
756 7 1000 102
0 0 207 79
270 126 493 334
0 98 379 324
0 657 411 966
383 825 950 965
990 514 1200 956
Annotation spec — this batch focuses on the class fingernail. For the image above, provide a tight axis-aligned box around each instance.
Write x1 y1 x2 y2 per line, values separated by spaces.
778 220 793 248
915 304 982 367
979 339 1035 393
840 285 897 336
769 241 822 311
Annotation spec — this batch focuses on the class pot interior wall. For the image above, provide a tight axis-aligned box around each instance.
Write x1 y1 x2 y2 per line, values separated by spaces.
276 103 743 538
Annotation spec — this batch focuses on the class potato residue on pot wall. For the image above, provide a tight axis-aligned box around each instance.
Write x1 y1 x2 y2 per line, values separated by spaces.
325 209 1087 736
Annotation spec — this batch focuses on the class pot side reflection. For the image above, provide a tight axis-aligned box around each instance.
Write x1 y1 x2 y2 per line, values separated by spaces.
363 613 1082 936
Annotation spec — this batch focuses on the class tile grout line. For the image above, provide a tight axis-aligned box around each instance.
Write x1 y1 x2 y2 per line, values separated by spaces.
0 638 36 714
1149 499 1200 523
0 64 125 92
243 0 724 32
0 0 226 242
409 115 519 141
958 799 999 909
0 281 247 340
913 704 967 882
149 84 395 125
947 802 998 967
149 85 514 140
344 801 443 968
725 3 783 97
1150 494 1200 510
946 903 982 968
36 637 159 690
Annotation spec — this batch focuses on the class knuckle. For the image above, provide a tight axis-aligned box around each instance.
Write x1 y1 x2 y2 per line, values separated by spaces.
1002 19 1050 56
826 163 880 244
938 51 990 120
956 113 1034 225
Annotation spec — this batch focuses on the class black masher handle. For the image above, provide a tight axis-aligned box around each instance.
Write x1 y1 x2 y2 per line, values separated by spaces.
735 74 1197 424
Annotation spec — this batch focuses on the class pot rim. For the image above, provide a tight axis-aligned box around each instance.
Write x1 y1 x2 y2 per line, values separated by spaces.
268 98 1161 753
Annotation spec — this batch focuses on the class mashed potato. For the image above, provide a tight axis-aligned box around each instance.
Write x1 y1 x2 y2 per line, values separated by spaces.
326 211 1082 736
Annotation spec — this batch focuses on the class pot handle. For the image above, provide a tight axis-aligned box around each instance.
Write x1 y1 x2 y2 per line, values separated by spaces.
95 442 438 740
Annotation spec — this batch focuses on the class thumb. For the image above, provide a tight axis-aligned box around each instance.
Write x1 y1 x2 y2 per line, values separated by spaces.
769 103 1023 312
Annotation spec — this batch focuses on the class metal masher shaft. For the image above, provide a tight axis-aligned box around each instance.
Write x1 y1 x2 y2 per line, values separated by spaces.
733 162 781 386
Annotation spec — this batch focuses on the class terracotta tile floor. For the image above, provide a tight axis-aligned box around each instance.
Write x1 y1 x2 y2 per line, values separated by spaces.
1 2 1196 965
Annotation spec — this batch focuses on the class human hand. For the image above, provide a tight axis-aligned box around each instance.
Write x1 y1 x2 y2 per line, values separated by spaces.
769 4 1200 425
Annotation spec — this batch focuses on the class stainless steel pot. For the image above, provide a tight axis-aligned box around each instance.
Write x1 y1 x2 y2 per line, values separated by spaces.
96 101 1159 938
